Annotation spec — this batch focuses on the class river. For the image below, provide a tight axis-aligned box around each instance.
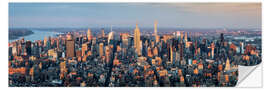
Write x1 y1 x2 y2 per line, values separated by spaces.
9 30 58 42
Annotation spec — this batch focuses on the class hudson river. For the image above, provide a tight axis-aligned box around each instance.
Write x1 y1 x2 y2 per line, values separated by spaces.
9 30 57 42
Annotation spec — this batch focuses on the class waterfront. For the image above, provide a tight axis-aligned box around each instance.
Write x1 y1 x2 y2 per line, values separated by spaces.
9 30 57 42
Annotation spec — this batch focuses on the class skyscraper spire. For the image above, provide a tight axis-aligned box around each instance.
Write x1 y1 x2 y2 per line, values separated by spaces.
134 23 141 55
154 20 158 36
136 22 139 29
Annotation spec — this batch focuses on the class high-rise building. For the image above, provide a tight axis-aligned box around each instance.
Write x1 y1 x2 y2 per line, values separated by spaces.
25 40 32 56
99 43 104 57
225 58 231 71
66 34 75 58
153 47 158 56
154 21 160 43
220 33 224 46
154 21 157 36
60 61 67 79
134 23 141 55
121 33 129 47
170 45 173 63
44 37 48 47
156 35 160 43
87 28 92 41
108 31 114 44
184 32 188 42
105 46 111 64
180 31 184 40
12 44 17 56
240 42 245 54
179 42 184 63
210 43 215 59
147 47 153 58
82 43 88 56
101 28 105 38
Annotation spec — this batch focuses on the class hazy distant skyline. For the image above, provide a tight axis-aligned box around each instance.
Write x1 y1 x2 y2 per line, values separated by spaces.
9 3 261 29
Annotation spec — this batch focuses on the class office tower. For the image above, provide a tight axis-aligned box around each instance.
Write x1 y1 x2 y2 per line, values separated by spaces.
154 21 160 43
134 23 141 55
220 33 224 42
17 44 22 56
153 46 158 56
60 61 67 79
25 40 31 56
175 31 181 38
44 37 48 47
147 47 153 58
210 43 215 59
87 28 92 41
105 46 111 64
170 45 173 63
76 49 82 57
225 58 231 71
56 38 60 49
101 28 105 37
194 41 198 56
66 34 75 58
12 44 17 56
185 32 188 42
154 21 157 37
240 42 245 54
108 31 114 44
99 43 104 57
180 31 184 40
82 43 88 56
156 35 160 43
121 33 129 48
179 42 183 61
48 49 58 60
220 33 224 46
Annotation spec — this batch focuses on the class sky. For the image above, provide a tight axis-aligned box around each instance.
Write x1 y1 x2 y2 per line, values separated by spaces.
9 3 261 29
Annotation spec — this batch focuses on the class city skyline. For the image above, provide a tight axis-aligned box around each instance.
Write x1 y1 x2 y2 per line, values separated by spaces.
9 3 261 29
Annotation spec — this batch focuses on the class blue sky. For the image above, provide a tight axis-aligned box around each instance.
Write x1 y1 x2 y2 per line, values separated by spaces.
9 3 261 29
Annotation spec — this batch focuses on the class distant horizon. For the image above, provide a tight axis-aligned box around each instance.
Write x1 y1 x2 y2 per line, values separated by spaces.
9 26 261 30
9 3 261 29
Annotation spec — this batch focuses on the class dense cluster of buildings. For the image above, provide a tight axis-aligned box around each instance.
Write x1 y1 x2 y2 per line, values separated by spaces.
8 21 261 87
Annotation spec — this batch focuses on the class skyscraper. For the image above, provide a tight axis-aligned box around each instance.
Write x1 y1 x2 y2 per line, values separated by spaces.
82 43 88 56
101 28 105 38
154 21 157 36
66 33 75 58
134 23 141 55
170 45 173 63
220 33 224 47
108 31 114 44
211 43 215 59
99 43 104 57
225 58 231 71
240 42 245 54
44 37 48 47
154 21 159 43
121 33 129 47
25 40 32 56
184 32 188 43
87 28 92 41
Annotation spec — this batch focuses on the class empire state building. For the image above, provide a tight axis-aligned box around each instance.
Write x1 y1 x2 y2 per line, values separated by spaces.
134 23 141 55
